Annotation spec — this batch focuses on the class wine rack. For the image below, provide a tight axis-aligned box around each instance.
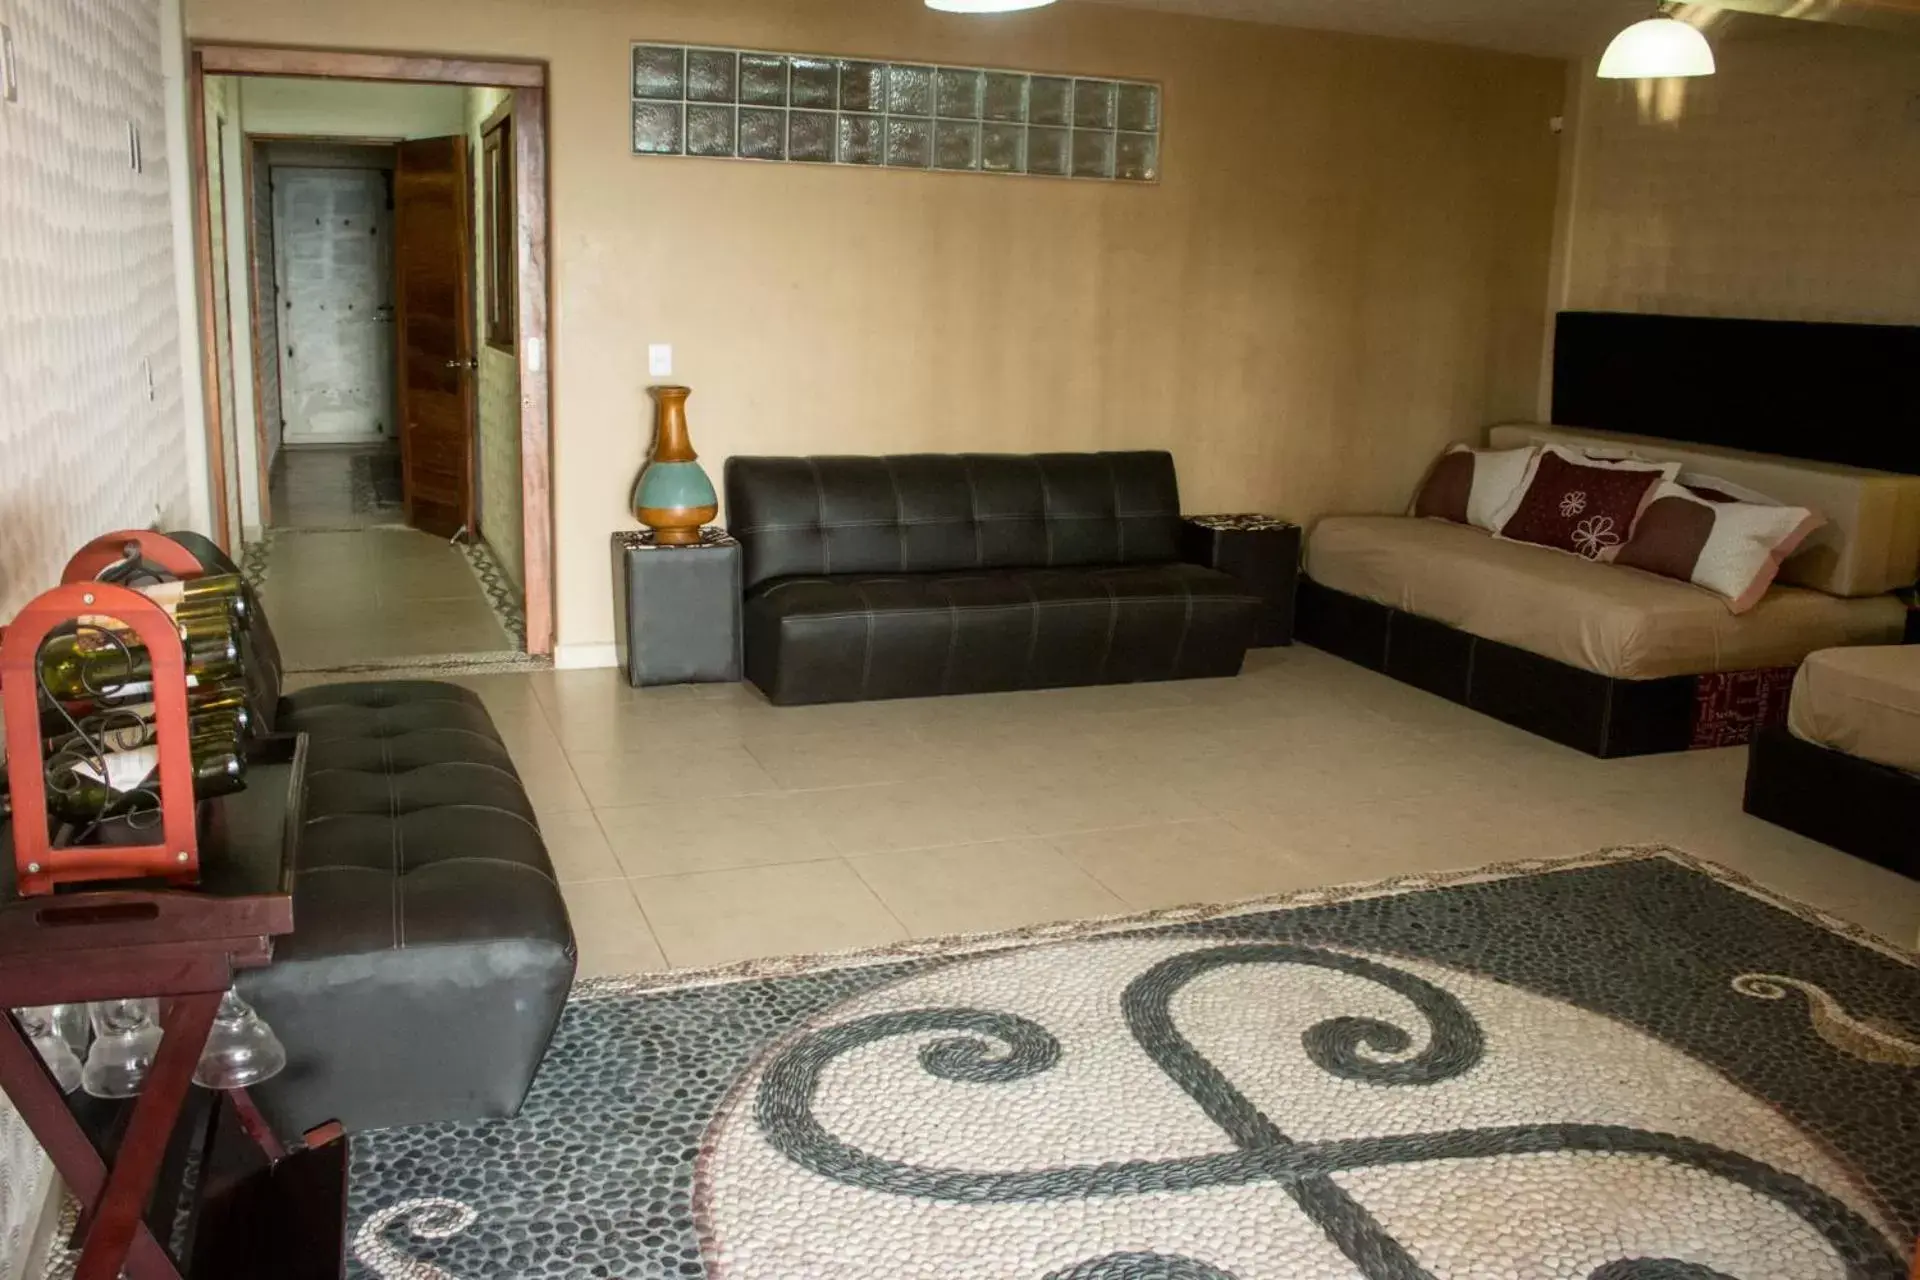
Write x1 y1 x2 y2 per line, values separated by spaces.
1 532 213 895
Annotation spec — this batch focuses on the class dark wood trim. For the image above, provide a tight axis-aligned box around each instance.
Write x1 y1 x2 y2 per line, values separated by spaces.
241 138 273 530
188 53 231 552
194 43 544 87
480 105 515 353
478 95 513 137
514 84 553 657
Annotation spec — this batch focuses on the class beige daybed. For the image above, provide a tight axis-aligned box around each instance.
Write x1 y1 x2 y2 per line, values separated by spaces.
1298 424 1920 756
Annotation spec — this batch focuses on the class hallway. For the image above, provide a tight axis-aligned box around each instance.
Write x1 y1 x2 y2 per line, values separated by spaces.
255 446 523 670
267 444 404 529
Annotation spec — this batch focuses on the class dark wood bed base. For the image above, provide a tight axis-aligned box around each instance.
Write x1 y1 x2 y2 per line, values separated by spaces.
1296 577 1795 758
1743 726 1917 881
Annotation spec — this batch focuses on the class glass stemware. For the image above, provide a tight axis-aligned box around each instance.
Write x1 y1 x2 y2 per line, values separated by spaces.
14 1007 83 1094
192 989 286 1090
81 998 163 1099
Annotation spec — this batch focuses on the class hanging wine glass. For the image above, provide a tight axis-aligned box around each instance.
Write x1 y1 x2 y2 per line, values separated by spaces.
192 989 286 1090
13 1007 83 1094
48 1003 90 1057
81 998 163 1099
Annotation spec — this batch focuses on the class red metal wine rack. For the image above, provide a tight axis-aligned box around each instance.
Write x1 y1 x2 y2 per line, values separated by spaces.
2 549 207 894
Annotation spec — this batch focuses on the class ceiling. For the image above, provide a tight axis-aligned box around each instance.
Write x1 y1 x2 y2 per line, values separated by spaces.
1076 0 1919 60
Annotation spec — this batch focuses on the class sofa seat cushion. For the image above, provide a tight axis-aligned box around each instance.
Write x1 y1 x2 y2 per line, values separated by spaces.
1306 515 1905 680
744 564 1259 704
1788 645 1920 775
240 679 575 1134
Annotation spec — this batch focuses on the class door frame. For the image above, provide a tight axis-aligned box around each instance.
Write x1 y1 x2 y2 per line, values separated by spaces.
188 44 554 657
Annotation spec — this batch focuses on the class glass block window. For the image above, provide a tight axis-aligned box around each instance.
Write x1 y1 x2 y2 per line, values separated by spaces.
631 43 1160 182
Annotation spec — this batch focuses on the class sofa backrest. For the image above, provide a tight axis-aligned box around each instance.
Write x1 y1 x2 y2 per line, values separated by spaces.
1488 424 1920 598
725 452 1182 590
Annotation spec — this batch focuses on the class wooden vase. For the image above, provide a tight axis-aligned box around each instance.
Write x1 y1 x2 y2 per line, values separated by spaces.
631 385 718 545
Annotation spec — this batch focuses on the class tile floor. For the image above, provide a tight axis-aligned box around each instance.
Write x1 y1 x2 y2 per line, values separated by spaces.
255 445 518 669
401 647 1920 977
268 444 402 530
258 529 515 669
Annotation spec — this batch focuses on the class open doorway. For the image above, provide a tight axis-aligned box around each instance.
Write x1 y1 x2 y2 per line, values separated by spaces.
190 49 552 670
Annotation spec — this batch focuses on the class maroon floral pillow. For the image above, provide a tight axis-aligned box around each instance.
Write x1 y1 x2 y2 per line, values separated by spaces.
1492 447 1678 561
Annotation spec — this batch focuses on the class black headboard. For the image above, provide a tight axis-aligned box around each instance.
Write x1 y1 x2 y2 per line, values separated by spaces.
1550 310 1919 475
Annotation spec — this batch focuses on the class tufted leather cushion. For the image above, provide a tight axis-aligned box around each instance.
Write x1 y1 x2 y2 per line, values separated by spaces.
744 564 1259 705
725 452 1183 591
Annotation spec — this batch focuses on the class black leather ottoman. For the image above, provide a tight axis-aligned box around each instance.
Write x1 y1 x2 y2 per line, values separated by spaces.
164 532 577 1137
238 680 577 1135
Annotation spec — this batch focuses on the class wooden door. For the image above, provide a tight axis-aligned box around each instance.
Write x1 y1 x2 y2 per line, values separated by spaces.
394 135 476 539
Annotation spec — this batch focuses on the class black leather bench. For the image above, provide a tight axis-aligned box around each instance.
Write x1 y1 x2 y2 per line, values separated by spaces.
170 533 576 1136
725 452 1263 705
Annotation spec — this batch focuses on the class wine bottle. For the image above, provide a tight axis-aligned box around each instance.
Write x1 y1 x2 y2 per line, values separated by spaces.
70 611 238 655
45 707 250 755
134 575 250 622
45 742 244 820
35 633 239 701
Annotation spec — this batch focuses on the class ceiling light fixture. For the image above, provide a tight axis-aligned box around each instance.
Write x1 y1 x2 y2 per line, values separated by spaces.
1597 8 1715 79
925 0 1056 13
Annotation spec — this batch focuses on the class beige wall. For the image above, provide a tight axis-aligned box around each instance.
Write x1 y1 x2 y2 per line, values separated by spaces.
183 0 1565 656
466 85 526 596
240 76 469 139
1559 18 1920 325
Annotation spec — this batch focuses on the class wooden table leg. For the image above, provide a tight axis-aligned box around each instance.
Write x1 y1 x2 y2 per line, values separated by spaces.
0 1017 182 1280
75 991 222 1280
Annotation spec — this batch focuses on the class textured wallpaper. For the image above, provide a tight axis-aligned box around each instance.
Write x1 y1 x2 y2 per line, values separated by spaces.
0 0 189 1257
467 86 524 597
0 0 190 623
1565 21 1920 325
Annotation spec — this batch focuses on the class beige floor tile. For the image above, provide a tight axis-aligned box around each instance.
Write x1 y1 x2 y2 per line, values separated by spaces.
597 792 838 878
740 730 964 790
1001 775 1213 836
561 880 668 978
631 860 905 968
513 755 591 813
1054 820 1325 910
799 779 1033 855
536 809 626 883
565 745 777 808
849 838 1125 936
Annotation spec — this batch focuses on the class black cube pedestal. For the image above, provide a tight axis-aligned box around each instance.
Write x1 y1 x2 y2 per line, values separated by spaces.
1180 515 1301 647
611 530 742 687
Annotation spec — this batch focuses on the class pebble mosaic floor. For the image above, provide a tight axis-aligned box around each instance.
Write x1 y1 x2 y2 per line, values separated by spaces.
347 848 1918 1280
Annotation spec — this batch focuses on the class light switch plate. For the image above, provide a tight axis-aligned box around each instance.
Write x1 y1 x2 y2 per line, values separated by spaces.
648 343 672 377
2 24 18 104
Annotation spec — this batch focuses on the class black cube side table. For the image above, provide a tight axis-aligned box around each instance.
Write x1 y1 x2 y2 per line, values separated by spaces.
611 529 742 687
1180 514 1301 647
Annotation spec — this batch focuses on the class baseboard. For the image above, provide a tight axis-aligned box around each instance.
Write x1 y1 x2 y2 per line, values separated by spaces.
554 642 618 670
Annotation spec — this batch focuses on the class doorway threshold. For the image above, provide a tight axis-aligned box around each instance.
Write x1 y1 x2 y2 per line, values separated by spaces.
283 650 551 679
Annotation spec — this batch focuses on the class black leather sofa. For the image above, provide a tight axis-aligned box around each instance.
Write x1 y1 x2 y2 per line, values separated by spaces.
170 533 576 1136
724 452 1262 705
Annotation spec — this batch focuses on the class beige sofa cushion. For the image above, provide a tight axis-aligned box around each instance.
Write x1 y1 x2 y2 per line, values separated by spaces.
1487 424 1920 599
1307 515 1906 679
1788 646 1920 775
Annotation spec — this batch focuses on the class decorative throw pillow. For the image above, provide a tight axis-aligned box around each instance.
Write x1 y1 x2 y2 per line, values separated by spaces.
1491 446 1678 561
1409 444 1537 532
1612 481 1824 614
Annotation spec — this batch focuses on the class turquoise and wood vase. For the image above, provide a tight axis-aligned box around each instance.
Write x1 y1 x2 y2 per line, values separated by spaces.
631 385 717 545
